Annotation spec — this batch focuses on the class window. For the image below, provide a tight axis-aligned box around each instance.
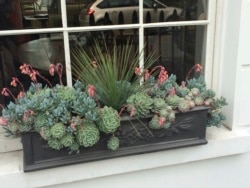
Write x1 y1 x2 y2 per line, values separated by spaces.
0 0 214 105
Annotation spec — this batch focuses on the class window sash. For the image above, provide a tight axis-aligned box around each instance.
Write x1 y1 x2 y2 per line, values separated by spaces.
0 0 216 87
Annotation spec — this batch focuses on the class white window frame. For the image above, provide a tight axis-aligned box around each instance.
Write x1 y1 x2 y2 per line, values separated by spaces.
0 0 217 88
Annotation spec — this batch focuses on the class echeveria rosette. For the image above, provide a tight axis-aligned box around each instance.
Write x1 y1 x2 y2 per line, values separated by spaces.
61 134 75 148
126 92 153 117
152 98 167 114
77 121 100 147
48 139 63 150
178 100 190 113
149 115 171 130
97 106 120 134
50 122 66 139
165 94 181 109
107 136 120 150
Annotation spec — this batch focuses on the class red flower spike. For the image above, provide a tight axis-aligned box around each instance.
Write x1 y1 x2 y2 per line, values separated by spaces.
158 70 168 84
144 70 150 81
158 117 165 126
130 106 136 117
134 67 141 75
17 91 25 99
87 85 96 97
169 88 176 96
181 81 186 87
0 117 7 126
195 64 202 72
49 64 55 76
1 88 9 96
30 71 37 82
10 77 18 87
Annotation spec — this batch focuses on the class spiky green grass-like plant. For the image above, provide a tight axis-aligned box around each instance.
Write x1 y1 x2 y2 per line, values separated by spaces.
71 40 158 110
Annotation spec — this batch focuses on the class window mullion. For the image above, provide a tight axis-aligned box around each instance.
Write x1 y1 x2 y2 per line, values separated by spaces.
61 0 72 86
139 0 144 71
205 0 217 88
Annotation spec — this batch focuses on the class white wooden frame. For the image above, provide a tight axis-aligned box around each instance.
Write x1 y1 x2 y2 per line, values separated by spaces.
0 0 217 87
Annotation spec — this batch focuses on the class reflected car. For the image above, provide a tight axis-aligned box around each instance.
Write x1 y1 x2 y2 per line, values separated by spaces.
79 0 182 26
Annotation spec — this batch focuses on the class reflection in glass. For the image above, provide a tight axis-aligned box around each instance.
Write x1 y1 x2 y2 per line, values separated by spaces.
73 29 139 50
145 25 206 82
0 0 63 29
79 0 139 26
143 0 208 23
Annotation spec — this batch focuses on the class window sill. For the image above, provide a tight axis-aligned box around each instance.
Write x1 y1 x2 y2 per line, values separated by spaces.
1 126 250 187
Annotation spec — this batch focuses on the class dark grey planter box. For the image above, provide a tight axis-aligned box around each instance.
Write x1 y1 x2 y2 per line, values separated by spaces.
21 106 209 172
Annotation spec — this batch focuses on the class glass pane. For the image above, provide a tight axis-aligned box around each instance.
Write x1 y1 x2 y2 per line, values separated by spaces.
73 29 139 49
78 0 139 27
143 0 208 23
145 25 206 82
0 0 63 30
66 0 86 27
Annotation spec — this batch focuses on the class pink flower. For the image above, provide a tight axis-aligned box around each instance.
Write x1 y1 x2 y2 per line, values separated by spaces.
70 122 76 131
144 70 150 81
87 85 96 97
1 88 9 96
130 106 136 117
158 69 168 84
17 91 25 99
10 77 18 87
20 64 31 75
169 88 176 96
30 71 37 82
0 117 7 126
158 117 165 126
91 61 97 68
49 64 55 76
181 81 186 87
22 110 34 122
195 64 202 72
134 67 141 75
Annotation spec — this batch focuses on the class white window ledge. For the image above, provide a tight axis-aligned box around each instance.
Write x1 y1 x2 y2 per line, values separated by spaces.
1 126 250 188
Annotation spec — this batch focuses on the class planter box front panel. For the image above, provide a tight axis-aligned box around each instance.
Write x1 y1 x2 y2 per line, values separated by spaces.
21 107 208 172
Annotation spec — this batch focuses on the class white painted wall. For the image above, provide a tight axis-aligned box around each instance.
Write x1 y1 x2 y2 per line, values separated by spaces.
46 152 250 188
218 0 250 128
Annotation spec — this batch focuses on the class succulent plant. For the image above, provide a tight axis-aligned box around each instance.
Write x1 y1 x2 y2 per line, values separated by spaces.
40 126 52 140
165 94 181 109
48 139 63 150
176 86 190 97
61 134 75 148
51 122 66 139
194 96 204 106
97 106 120 134
34 114 47 130
191 88 200 96
77 121 100 147
107 136 120 150
152 98 167 113
126 92 153 117
70 142 80 152
149 115 170 129
178 100 190 112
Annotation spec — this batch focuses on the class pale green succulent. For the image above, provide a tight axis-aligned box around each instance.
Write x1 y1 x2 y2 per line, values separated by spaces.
48 139 63 150
51 122 66 139
77 122 100 147
126 92 153 117
178 100 190 113
97 106 120 134
107 136 120 150
165 95 181 109
61 134 75 148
